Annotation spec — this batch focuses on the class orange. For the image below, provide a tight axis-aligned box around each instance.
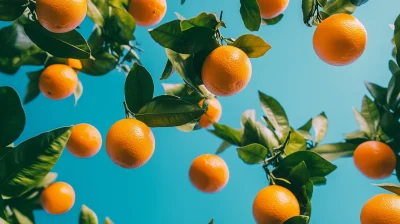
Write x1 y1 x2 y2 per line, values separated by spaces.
313 13 367 66
202 46 252 96
353 141 396 179
256 0 289 19
39 64 79 100
68 59 83 70
40 182 75 215
66 124 102 158
253 185 300 224
198 98 222 128
106 118 155 168
189 154 229 193
36 0 87 33
361 194 400 224
129 0 167 27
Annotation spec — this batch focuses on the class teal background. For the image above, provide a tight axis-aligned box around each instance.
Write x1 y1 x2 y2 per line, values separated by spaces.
1 0 400 223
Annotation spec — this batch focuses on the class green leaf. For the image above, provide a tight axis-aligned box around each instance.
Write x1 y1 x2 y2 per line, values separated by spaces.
389 60 400 75
11 206 34 224
312 143 357 161
74 80 84 106
352 107 372 137
0 127 72 197
0 194 5 221
0 217 8 224
160 60 174 80
0 86 25 147
24 70 42 104
302 0 317 26
0 0 28 21
104 217 114 224
364 81 388 107
283 215 310 224
106 6 136 44
241 109 256 127
242 118 280 150
273 150 337 178
232 34 271 58
135 96 205 127
180 12 219 31
375 183 400 195
124 63 154 113
162 83 204 105
310 176 327 185
262 14 284 26
312 112 328 145
240 0 261 31
380 111 400 137
258 91 289 139
24 22 91 59
216 141 232 154
287 161 310 187
208 218 214 224
79 205 98 224
323 0 357 15
299 119 312 132
344 130 369 142
284 129 307 155
87 0 108 26
36 172 58 188
209 123 242 146
237 143 268 164
81 51 118 76
387 71 400 109
361 95 380 134
349 0 368 6
297 119 313 141
394 13 400 66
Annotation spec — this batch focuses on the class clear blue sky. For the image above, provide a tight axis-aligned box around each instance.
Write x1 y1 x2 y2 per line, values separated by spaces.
2 0 400 223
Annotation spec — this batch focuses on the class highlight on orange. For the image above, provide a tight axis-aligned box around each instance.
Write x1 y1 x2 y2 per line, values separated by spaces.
40 182 75 215
128 0 167 27
66 123 103 158
256 0 289 19
198 98 222 128
39 64 79 100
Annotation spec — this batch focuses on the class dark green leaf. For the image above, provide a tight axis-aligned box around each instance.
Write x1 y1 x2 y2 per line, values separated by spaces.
216 141 232 154
312 143 357 161
24 22 91 59
323 0 356 15
310 176 327 185
302 0 317 26
24 70 42 104
312 112 328 145
389 60 400 75
240 0 261 31
11 206 33 224
124 63 154 113
318 0 327 7
0 194 5 221
352 107 372 137
380 111 400 137
283 215 310 224
349 0 368 6
262 14 284 26
209 123 242 146
361 95 380 134
87 0 108 26
135 96 205 127
180 12 219 31
81 51 118 76
287 161 310 187
162 83 204 105
387 71 400 109
395 15 400 66
273 150 337 178
237 143 268 164
0 127 72 197
364 81 388 107
79 205 98 224
104 217 114 224
0 0 28 21
232 34 271 58
0 86 25 148
106 6 136 43
208 218 213 224
258 91 289 140
160 60 174 80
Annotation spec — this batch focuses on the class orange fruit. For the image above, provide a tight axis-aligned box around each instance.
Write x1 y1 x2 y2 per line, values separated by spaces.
198 98 222 128
189 154 229 193
361 194 400 224
68 59 83 70
128 0 167 27
202 46 252 96
40 182 75 215
39 64 79 100
313 13 367 66
36 0 87 33
66 123 102 158
253 185 300 224
353 141 396 179
256 0 289 19
106 118 155 168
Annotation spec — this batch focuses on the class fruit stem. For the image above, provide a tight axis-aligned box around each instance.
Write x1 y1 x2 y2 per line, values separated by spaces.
123 101 132 118
219 10 223 22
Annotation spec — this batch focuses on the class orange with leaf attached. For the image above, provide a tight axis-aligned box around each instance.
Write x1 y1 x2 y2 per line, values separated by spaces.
129 0 167 27
198 98 222 128
39 64 78 100
40 182 75 215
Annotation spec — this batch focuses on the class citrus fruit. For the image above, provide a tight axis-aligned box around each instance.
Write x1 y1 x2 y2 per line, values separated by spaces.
313 13 367 66
106 118 155 168
361 193 400 224
189 154 229 193
253 185 300 224
128 0 167 27
67 123 102 158
353 141 396 179
39 64 79 100
198 98 222 128
68 59 83 70
256 0 289 19
36 0 87 33
202 46 252 96
40 182 75 215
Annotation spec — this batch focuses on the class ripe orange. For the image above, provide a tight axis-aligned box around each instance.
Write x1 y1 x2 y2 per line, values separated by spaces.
256 0 289 19
313 13 367 66
353 141 396 179
189 154 229 193
66 123 102 158
106 118 155 168
361 194 400 224
40 182 75 215
129 0 167 27
36 0 87 33
202 46 252 96
39 64 79 100
253 185 300 224
198 98 222 128
68 59 83 70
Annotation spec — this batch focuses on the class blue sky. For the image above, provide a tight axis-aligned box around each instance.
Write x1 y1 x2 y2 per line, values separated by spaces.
2 0 400 223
